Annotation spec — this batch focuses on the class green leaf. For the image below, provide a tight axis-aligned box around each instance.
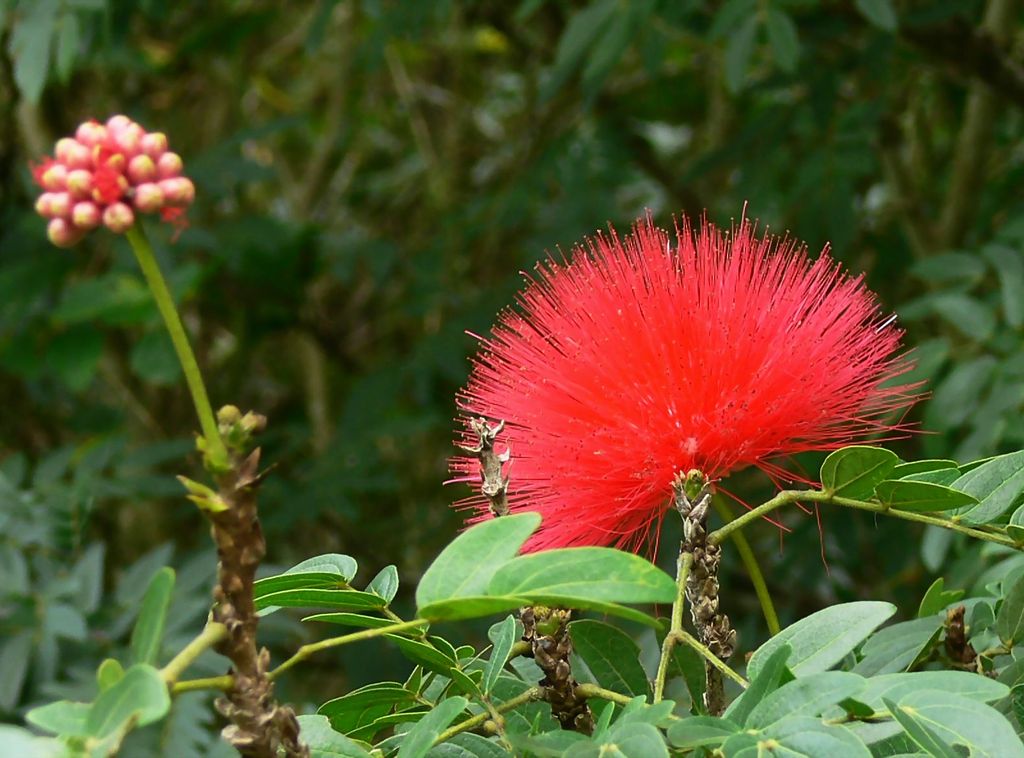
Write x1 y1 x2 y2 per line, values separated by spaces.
580 6 637 97
0 631 32 709
130 567 175 665
387 635 458 676
130 330 181 385
747 602 895 681
488 546 676 607
10 0 58 103
0 726 65 758
541 0 617 100
874 480 977 512
296 714 374 757
928 357 997 431
893 460 958 477
318 683 417 733
666 715 741 749
910 253 987 284
427 733 512 757
820 447 899 499
765 9 799 72
724 15 758 93
86 663 171 737
54 11 78 82
303 612 408 631
931 293 996 342
256 553 358 598
367 565 399 604
953 451 1024 524
1008 504 1024 543
763 717 871 757
997 572 1024 646
48 326 104 391
851 617 943 676
418 595 532 623
26 699 91 737
483 615 517 695
899 469 961 486
398 696 468 758
982 244 1024 328
96 658 125 692
884 692 1024 757
747 671 865 728
581 721 669 758
855 0 897 31
724 644 791 726
569 620 649 697
842 671 1008 714
255 588 386 612
917 578 965 618
416 513 540 610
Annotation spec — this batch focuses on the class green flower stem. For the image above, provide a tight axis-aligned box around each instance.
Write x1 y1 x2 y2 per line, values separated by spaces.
675 627 748 689
172 674 233 694
160 622 227 685
708 490 1018 549
125 224 227 466
653 550 693 703
267 618 429 681
574 683 638 706
713 498 781 636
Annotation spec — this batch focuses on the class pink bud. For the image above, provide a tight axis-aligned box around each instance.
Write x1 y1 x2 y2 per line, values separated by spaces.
72 201 102 229
47 218 84 248
54 138 78 163
114 123 145 157
127 154 157 184
35 193 56 218
140 132 168 158
103 202 135 233
159 177 195 206
40 162 67 191
48 192 72 219
64 142 92 171
105 114 132 132
156 152 183 179
75 120 108 148
66 169 94 199
132 182 165 213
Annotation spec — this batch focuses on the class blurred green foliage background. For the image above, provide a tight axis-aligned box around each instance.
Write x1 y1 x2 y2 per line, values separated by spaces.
2 0 1024 750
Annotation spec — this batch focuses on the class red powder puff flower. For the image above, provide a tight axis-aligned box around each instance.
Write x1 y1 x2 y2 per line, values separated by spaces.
451 214 919 552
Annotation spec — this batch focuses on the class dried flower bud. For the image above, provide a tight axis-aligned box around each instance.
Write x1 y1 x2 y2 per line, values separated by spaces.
156 152 183 179
72 201 102 230
66 169 94 199
140 132 168 158
47 218 84 248
132 182 164 213
159 177 195 206
127 154 157 184
75 120 108 148
102 202 135 233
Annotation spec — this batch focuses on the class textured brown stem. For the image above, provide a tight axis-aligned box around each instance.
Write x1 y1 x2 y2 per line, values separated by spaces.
521 607 594 734
458 417 510 516
207 414 307 757
675 472 735 716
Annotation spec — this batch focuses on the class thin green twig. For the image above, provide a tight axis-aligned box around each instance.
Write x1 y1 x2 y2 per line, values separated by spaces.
653 550 693 703
268 618 429 680
160 622 227 685
433 687 543 746
713 498 781 635
708 490 1018 549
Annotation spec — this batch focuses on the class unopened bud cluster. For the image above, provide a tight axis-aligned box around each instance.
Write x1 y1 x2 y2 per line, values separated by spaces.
33 115 195 248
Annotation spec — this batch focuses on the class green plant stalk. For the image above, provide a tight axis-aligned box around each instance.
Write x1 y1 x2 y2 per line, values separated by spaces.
433 687 543 745
574 683 639 706
172 674 234 694
713 498 781 636
267 618 429 680
708 490 1018 549
653 550 693 703
675 627 748 689
125 224 227 466
160 622 227 685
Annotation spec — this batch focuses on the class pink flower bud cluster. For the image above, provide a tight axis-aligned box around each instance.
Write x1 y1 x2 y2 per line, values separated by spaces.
33 115 195 248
